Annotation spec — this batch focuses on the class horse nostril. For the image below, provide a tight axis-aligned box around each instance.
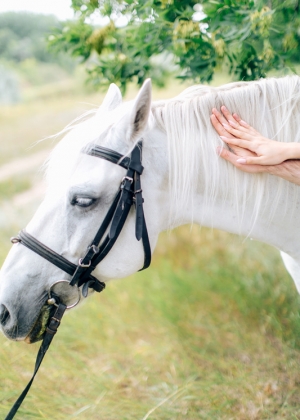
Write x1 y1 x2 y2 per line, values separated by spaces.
0 304 10 327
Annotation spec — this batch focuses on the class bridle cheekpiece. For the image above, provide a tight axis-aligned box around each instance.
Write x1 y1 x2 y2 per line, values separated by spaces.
6 140 151 419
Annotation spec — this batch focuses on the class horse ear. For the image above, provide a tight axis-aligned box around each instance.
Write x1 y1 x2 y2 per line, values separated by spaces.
126 79 152 142
99 83 122 113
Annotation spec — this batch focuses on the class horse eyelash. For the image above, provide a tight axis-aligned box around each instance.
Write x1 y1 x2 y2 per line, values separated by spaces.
71 197 96 208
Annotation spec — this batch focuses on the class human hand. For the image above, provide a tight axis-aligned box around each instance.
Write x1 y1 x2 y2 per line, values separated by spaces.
216 146 269 174
216 146 300 186
210 107 256 159
211 106 297 165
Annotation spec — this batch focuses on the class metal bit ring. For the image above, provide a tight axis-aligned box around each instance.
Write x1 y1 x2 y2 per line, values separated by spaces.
48 280 80 309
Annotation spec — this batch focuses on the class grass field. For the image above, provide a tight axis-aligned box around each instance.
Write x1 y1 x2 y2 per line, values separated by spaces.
1 75 300 419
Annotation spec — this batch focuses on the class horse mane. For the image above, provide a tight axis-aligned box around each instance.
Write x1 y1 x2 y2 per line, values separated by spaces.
151 75 300 230
46 76 300 233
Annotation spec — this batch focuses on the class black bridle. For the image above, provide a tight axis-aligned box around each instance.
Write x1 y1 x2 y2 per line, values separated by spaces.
5 141 151 419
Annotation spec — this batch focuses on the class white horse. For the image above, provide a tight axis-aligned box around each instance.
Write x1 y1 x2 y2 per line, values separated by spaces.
1 76 300 342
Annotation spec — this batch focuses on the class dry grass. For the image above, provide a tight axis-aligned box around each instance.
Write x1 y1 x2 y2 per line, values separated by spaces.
1 227 300 419
0 75 193 166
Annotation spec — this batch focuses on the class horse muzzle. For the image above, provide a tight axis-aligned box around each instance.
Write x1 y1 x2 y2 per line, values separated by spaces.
25 280 81 343
0 280 81 343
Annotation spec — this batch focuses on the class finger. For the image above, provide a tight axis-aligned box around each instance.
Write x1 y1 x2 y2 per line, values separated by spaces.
220 135 258 152
216 146 267 173
221 105 255 132
233 113 243 124
212 109 254 140
220 135 257 155
212 107 234 129
222 123 254 141
213 108 249 138
210 114 235 138
221 107 256 136
233 113 259 134
227 118 254 134
237 156 275 166
229 145 257 158
217 146 250 167
233 113 249 128
220 106 239 127
221 107 255 136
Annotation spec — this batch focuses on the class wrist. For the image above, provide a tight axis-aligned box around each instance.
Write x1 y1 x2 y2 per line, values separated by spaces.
266 164 278 176
285 143 300 160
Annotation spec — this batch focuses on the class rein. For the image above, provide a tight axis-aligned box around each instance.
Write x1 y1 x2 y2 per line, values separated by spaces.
5 141 151 419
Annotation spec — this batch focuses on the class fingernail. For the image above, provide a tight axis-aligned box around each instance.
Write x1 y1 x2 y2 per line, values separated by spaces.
220 136 228 141
221 105 227 111
236 158 247 164
216 146 222 155
222 123 230 129
240 120 247 125
229 120 238 127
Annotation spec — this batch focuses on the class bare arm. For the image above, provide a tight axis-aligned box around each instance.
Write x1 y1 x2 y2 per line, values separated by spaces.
217 147 300 186
211 106 300 186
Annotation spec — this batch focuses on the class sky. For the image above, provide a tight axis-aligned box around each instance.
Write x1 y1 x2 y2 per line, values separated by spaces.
0 1 205 25
0 0 74 20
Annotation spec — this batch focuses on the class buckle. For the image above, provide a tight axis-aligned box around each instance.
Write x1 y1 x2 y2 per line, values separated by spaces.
121 176 134 190
79 258 91 268
121 176 133 184
88 244 99 255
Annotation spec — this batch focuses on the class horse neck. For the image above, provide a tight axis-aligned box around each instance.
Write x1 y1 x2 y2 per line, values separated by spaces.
146 109 300 256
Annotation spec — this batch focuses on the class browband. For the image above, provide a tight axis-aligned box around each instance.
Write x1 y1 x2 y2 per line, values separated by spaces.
84 144 144 174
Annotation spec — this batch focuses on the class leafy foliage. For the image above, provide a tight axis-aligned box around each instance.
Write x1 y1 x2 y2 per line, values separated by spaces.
204 0 300 80
0 12 73 68
48 0 300 91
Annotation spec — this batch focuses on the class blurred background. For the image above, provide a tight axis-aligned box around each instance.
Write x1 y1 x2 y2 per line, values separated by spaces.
1 1 300 418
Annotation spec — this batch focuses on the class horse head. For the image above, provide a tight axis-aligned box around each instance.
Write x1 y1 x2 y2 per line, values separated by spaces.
0 80 168 342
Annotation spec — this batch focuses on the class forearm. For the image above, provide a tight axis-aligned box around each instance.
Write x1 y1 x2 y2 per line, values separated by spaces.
267 160 300 186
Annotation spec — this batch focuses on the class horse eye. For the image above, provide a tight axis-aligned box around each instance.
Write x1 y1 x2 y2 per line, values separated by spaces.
71 197 96 208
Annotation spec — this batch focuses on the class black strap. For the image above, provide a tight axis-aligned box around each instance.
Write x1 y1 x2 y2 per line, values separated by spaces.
69 190 122 289
14 142 151 292
15 142 150 286
71 142 151 287
84 144 144 174
72 173 135 286
139 213 151 270
16 230 105 294
5 303 67 420
88 143 151 270
6 141 152 418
